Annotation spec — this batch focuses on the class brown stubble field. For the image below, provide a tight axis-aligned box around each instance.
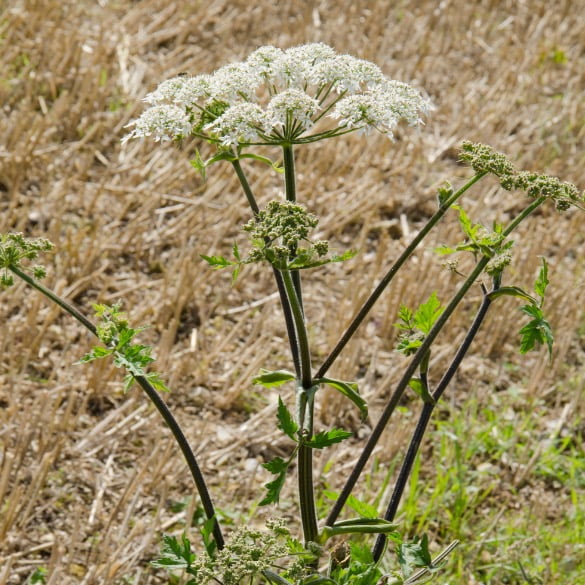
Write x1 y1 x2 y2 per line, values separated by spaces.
0 0 584 583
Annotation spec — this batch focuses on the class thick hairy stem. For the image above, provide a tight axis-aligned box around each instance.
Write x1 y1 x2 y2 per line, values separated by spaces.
9 266 225 550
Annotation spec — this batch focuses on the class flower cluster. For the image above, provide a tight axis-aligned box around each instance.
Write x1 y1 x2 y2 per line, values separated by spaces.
123 43 431 147
0 232 54 287
185 522 293 585
460 142 584 211
243 200 329 268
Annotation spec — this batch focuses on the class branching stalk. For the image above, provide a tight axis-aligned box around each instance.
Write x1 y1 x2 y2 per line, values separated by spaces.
325 195 546 530
9 266 225 550
315 172 487 379
371 284 494 561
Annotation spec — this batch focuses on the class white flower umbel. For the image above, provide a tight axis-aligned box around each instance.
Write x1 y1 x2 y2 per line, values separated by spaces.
331 82 431 136
204 103 271 146
122 104 193 143
267 89 320 138
123 42 430 147
310 55 384 94
209 62 260 103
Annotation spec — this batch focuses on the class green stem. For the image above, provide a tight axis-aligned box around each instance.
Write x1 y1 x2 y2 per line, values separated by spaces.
281 267 318 544
8 266 225 550
315 172 487 379
230 159 301 376
325 195 546 527
280 269 312 389
282 143 303 312
232 158 260 215
296 385 318 544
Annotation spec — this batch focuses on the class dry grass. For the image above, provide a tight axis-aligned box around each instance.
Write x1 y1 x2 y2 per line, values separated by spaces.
0 0 584 583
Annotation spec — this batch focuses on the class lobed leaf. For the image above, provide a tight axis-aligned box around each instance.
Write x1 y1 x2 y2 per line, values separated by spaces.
305 428 352 449
277 396 299 440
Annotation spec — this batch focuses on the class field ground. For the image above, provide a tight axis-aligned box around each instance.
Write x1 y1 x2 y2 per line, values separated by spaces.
0 1 584 584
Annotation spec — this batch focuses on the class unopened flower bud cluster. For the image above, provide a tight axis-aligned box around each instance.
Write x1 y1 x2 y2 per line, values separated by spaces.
0 232 54 287
460 141 583 211
124 43 431 146
243 200 328 267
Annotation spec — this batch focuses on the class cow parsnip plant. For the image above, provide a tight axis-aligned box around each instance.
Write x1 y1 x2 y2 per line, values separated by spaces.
3 43 583 585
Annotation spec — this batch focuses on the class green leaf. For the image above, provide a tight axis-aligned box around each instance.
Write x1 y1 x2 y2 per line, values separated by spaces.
27 568 47 585
434 244 458 256
189 150 207 182
408 377 434 404
200 254 236 269
413 292 444 334
277 396 299 440
314 377 368 421
232 241 241 261
259 469 287 505
519 304 554 357
76 345 113 364
262 456 289 475
287 249 358 270
437 182 454 208
534 257 549 302
305 429 352 449
253 369 296 388
151 533 195 570
200 515 218 558
398 534 433 579
345 494 379 519
395 304 414 329
146 372 170 392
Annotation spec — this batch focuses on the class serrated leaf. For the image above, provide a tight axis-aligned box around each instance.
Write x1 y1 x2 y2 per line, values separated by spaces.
200 515 218 558
253 369 296 388
151 534 194 569
262 456 289 475
146 372 170 392
277 396 299 440
398 534 433 578
518 304 554 357
259 470 287 505
413 292 444 334
200 254 235 268
305 428 352 449
232 241 241 261
76 345 113 364
314 377 368 421
345 494 379 519
453 205 476 240
189 150 207 182
437 182 454 207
